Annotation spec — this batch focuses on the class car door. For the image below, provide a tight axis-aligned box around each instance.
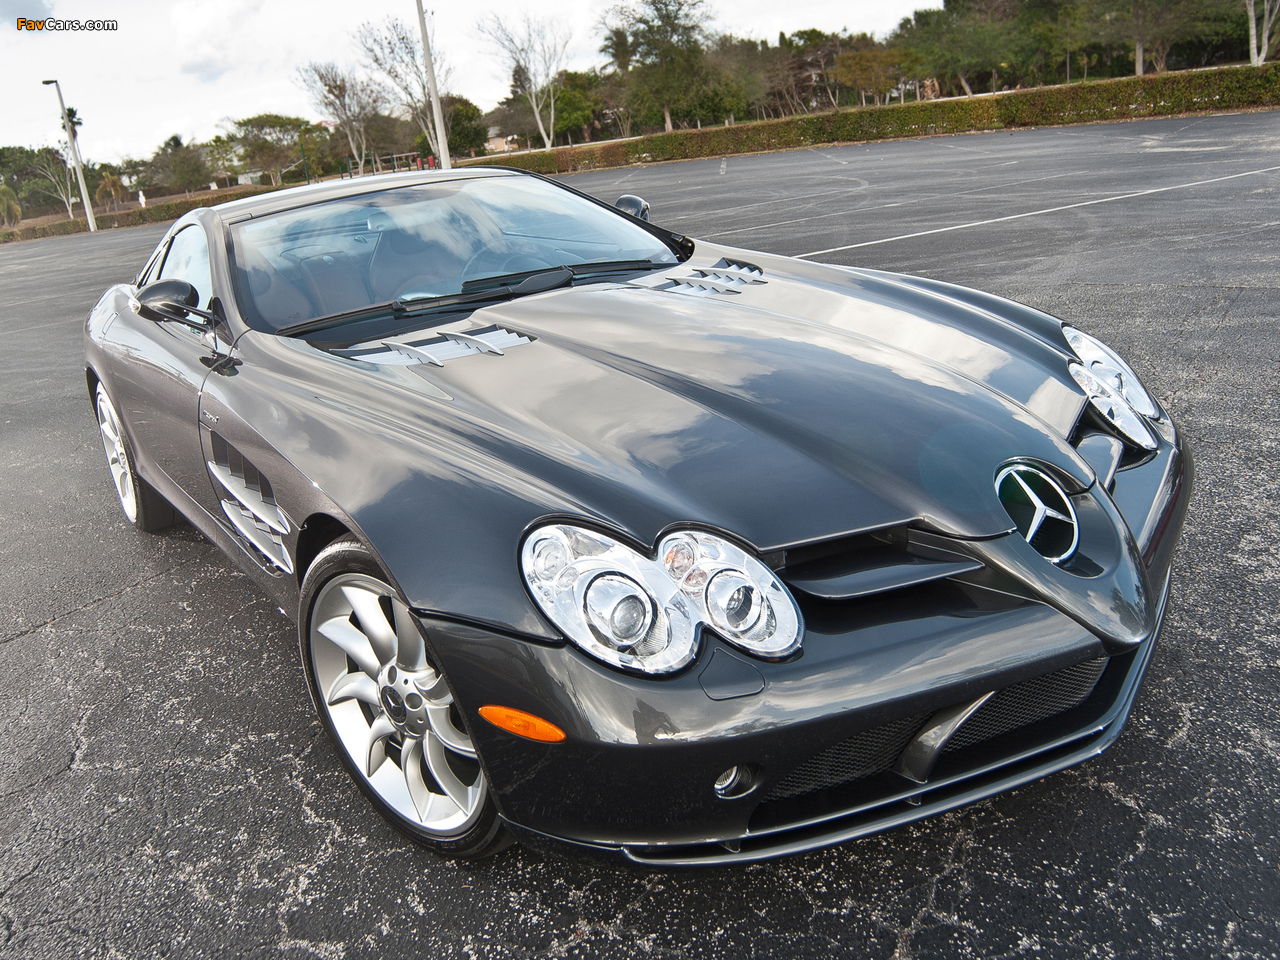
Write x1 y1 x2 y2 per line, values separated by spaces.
108 224 219 505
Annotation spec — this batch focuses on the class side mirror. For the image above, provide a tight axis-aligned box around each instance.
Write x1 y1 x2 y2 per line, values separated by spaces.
134 279 214 325
615 195 650 221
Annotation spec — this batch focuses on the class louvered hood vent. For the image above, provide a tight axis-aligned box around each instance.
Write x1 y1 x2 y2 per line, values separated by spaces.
342 324 534 366
652 257 767 297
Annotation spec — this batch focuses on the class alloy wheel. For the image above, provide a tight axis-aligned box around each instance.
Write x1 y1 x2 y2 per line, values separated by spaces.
308 572 486 836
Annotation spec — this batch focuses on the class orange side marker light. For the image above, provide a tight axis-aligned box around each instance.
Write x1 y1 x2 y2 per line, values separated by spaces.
479 705 567 743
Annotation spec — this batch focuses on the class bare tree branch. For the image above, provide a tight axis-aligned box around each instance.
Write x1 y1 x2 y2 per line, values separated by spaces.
478 13 571 150
31 146 76 219
298 62 386 175
358 17 453 157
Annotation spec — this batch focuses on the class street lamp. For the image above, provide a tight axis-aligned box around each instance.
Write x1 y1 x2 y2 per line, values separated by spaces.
42 79 97 232
413 0 450 170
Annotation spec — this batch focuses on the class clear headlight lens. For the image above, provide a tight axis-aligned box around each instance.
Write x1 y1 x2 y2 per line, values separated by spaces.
1069 362 1157 451
1063 326 1160 451
521 524 803 674
1063 326 1160 419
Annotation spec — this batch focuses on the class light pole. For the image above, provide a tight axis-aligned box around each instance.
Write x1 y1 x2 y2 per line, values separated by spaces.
413 0 451 170
42 79 97 232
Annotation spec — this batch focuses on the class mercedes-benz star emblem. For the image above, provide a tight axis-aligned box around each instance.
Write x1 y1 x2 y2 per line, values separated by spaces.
995 464 1080 564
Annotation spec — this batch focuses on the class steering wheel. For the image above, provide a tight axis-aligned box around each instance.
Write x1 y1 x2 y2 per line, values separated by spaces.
460 250 554 281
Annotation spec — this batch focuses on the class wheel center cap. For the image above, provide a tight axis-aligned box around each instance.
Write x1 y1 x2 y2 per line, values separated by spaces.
376 663 431 739
380 686 407 723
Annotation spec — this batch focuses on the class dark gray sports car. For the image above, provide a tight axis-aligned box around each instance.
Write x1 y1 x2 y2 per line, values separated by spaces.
84 168 1190 865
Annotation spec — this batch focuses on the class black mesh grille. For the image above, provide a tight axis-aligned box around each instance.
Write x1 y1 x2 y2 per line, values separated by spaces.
944 657 1107 753
762 657 1109 804
765 714 928 801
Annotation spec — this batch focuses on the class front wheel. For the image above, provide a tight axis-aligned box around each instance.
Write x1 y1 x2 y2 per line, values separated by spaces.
299 537 509 858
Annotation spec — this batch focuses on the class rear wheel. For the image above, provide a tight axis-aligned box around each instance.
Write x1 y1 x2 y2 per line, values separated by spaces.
94 383 175 532
299 537 509 858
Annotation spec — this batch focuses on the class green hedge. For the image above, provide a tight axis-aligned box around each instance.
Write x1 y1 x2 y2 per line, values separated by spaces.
462 63 1280 175
0 185 276 244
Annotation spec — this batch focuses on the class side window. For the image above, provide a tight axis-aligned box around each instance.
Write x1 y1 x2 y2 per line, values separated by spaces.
157 225 213 308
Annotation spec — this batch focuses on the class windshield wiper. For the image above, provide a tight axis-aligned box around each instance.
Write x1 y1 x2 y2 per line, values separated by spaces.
276 302 399 338
277 268 577 338
458 259 667 293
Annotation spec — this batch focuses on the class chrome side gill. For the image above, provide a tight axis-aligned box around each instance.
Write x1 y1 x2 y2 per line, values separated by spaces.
207 432 293 574
342 325 533 366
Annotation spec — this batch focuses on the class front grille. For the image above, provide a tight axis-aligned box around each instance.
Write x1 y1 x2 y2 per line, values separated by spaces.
944 657 1107 752
761 657 1109 803
765 714 928 801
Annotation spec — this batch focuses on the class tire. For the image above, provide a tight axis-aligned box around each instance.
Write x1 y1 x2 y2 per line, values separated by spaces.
299 537 510 858
94 382 175 532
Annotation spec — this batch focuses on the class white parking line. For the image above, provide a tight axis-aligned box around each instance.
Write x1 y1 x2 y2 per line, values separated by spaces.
797 164 1280 258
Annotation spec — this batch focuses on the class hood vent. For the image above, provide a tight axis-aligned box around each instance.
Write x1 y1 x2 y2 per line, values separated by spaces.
778 526 982 602
343 325 534 366
654 257 767 298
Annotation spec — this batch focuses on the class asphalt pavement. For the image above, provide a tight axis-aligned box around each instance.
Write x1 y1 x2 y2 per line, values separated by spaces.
2 110 1278 959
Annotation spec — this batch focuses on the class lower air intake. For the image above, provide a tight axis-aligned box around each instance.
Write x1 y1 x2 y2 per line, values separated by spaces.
944 657 1107 752
762 657 1109 802
764 713 928 801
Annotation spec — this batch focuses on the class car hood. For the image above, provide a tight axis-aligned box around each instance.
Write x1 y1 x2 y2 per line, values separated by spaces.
292 246 1093 551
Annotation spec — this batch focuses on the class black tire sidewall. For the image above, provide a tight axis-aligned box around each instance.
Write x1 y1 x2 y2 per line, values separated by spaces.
298 536 507 859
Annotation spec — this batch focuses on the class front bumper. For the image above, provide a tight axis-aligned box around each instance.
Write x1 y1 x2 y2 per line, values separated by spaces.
420 420 1191 865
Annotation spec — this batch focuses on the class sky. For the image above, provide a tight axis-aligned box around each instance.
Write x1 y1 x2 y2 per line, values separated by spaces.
0 0 929 165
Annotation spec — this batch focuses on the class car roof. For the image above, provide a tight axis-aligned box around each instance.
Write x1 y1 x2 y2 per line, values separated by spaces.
211 167 523 221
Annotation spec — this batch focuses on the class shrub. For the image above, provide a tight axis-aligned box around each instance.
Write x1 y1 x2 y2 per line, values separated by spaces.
0 185 276 244
461 63 1280 175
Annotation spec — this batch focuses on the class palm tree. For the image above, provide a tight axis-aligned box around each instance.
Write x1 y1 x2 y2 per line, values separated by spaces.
0 184 21 228
95 173 125 212
64 107 83 143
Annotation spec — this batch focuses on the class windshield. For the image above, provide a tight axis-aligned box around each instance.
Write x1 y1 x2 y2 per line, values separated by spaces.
229 175 677 332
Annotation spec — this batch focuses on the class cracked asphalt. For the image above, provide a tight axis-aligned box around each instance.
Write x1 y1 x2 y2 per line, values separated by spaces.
2 110 1278 959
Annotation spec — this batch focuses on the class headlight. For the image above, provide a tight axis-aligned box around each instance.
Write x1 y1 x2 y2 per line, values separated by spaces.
1069 362 1157 451
521 524 803 674
1063 326 1158 418
1063 326 1159 450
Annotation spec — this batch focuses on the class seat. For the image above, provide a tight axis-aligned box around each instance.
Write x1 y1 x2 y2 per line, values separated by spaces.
298 251 371 317
367 229 466 302
239 247 316 329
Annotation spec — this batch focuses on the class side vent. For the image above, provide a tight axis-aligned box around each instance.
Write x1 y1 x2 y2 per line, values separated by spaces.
342 325 534 366
208 432 293 574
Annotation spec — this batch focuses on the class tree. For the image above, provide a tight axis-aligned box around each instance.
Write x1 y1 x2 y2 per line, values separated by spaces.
94 173 125 212
31 146 77 219
148 135 210 196
0 184 21 228
205 135 241 187
607 0 709 131
230 114 315 186
358 18 454 159
299 62 386 175
1094 0 1207 74
445 97 488 156
834 46 901 106
478 13 572 149
1245 0 1280 64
